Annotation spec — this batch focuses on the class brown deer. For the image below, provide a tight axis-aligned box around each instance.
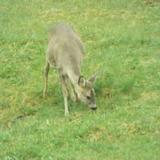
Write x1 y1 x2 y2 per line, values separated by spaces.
43 23 97 116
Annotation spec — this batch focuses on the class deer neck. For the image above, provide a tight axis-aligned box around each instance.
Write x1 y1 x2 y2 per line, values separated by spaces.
67 70 81 96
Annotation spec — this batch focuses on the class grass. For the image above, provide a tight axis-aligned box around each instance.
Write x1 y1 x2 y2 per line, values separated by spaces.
0 0 160 159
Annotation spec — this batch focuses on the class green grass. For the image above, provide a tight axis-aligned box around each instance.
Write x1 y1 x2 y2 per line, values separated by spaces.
0 0 160 159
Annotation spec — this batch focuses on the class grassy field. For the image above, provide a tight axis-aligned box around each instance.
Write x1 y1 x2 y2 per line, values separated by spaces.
0 0 160 159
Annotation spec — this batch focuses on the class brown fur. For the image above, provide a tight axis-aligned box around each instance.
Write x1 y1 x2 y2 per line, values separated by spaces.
43 23 97 116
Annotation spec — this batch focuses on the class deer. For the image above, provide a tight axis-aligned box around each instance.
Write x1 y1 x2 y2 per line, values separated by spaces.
43 23 97 116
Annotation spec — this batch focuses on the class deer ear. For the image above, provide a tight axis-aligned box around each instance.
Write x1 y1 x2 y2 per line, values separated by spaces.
78 76 86 87
88 73 98 84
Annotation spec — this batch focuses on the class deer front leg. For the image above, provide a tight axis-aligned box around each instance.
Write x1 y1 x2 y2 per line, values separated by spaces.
43 62 50 98
60 76 69 116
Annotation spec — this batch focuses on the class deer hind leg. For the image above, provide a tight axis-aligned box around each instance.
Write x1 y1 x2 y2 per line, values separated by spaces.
60 75 69 116
43 61 50 98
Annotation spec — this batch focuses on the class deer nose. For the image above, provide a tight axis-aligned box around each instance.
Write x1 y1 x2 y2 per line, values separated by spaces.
91 107 97 111
90 104 97 111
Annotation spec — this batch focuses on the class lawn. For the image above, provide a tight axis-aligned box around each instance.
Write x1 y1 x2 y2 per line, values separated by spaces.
0 0 160 159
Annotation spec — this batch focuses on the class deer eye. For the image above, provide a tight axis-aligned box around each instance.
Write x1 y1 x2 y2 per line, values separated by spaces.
86 96 91 100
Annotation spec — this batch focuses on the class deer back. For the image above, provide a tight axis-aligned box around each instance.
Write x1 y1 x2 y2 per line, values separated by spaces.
47 23 84 76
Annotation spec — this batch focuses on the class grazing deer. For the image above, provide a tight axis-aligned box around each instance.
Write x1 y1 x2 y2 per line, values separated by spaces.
43 23 97 116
